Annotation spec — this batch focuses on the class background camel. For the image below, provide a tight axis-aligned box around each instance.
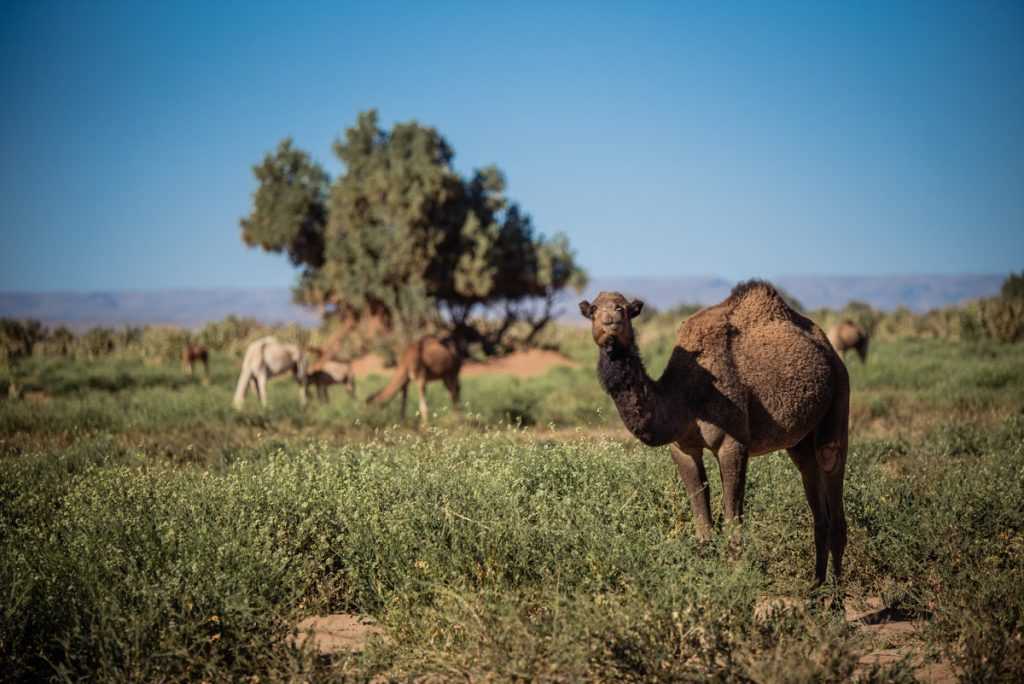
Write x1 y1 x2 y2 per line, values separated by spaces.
181 343 209 380
828 320 869 363
580 280 850 585
366 324 490 425
232 336 307 409
304 360 356 403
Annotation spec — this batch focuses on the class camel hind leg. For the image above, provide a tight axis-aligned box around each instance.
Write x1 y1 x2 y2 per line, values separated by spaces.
815 360 850 581
788 435 830 585
443 375 461 414
820 456 847 581
790 360 851 585
254 370 269 408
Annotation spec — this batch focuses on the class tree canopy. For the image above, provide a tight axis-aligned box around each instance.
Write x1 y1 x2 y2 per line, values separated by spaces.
1001 271 1024 300
240 111 586 348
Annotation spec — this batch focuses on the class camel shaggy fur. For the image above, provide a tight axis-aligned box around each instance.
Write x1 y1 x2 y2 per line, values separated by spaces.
580 280 850 585
232 336 307 410
366 325 487 425
304 360 356 403
828 320 869 363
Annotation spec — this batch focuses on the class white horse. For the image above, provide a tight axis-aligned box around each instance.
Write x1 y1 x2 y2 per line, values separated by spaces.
232 336 307 409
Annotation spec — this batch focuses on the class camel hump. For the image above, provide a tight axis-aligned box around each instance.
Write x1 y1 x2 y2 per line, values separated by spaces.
727 279 795 324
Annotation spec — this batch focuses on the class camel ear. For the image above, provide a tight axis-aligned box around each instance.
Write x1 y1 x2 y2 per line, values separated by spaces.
627 299 644 319
578 300 595 319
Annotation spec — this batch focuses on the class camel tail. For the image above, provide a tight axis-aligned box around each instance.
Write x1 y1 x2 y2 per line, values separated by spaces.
815 357 850 473
366 362 411 406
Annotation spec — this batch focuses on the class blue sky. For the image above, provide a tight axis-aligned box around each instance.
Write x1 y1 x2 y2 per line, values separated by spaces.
1 0 1021 291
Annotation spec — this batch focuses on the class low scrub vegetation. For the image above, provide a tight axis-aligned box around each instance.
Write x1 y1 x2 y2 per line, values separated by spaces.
2 319 1023 680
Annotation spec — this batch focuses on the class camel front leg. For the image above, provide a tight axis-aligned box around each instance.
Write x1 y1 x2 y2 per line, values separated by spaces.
232 371 251 409
416 377 429 426
716 438 749 544
671 444 712 541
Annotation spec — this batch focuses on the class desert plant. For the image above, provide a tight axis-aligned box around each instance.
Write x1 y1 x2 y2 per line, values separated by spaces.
978 296 1024 344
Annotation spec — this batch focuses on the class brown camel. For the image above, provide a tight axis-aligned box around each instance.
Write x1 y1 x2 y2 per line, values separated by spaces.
580 280 850 585
181 343 209 379
304 360 356 403
827 320 869 363
366 325 489 425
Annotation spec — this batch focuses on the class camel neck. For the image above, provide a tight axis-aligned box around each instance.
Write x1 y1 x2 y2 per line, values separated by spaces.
597 343 678 447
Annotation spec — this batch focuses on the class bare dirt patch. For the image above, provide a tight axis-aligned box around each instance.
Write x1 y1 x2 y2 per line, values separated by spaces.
352 349 577 380
290 613 386 655
754 595 957 682
847 597 956 682
462 348 578 378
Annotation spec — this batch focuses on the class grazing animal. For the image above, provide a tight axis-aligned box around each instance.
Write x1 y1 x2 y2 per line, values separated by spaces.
580 281 850 585
232 336 307 409
304 360 356 403
181 343 209 379
828 320 869 363
366 325 489 425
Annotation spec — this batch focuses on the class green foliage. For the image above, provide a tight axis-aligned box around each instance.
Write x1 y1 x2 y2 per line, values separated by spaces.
1001 270 1024 299
239 138 328 269
978 293 1024 344
0 318 45 368
840 300 882 336
243 110 587 339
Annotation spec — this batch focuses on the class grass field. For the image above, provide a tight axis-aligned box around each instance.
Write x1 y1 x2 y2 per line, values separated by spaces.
2 329 1023 681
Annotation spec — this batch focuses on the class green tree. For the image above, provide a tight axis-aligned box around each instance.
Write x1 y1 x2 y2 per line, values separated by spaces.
840 299 881 336
1000 271 1024 299
240 111 587 348
240 138 329 271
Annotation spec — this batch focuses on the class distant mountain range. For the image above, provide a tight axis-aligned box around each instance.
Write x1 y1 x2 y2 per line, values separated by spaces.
0 275 1006 329
572 274 1006 315
0 289 321 329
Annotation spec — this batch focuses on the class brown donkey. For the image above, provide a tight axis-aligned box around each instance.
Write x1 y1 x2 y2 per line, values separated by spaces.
580 280 850 585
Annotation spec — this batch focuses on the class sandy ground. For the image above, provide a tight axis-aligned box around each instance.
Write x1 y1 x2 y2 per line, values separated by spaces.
351 348 578 380
755 595 957 682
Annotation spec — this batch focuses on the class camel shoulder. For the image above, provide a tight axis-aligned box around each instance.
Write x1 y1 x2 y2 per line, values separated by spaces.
674 301 731 352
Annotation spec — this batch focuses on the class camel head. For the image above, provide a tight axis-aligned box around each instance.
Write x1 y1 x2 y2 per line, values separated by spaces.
579 292 644 351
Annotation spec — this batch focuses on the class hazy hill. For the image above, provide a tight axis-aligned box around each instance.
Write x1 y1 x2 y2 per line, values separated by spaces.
0 289 320 329
558 274 1004 316
0 275 1005 328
